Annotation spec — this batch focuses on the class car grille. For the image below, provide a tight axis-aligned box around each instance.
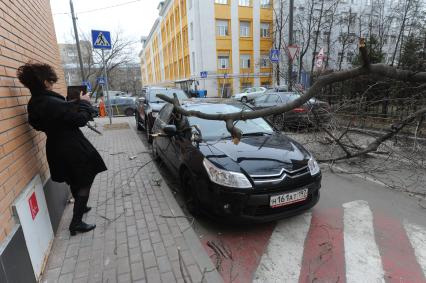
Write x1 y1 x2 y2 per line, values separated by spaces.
250 166 310 184
245 191 314 217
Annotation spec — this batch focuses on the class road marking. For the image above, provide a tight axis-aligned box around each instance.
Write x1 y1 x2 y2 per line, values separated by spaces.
404 221 426 276
253 213 312 283
298 208 346 283
343 200 385 283
374 213 426 282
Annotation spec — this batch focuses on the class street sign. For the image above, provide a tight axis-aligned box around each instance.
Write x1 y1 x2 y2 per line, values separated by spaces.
270 49 280 63
287 45 300 62
82 80 92 91
200 71 208 78
97 77 106 85
91 30 111 50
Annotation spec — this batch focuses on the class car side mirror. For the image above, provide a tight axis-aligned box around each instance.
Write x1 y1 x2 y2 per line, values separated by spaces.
163 125 177 137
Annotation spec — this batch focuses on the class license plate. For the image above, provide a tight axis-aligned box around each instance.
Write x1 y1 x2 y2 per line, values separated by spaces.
270 189 308 208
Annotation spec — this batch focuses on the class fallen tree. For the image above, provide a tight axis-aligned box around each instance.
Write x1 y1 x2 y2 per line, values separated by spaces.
157 39 426 162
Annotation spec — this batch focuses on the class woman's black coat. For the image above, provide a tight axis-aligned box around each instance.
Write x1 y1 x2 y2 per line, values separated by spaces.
28 89 107 186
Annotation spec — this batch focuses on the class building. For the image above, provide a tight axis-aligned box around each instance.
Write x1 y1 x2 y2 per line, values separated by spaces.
140 0 274 97
0 0 70 282
58 41 92 86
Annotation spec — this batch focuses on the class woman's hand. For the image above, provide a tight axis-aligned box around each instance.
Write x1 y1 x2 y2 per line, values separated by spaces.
80 91 90 102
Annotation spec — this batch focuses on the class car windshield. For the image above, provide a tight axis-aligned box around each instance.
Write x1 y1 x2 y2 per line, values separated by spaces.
149 89 188 102
187 104 274 140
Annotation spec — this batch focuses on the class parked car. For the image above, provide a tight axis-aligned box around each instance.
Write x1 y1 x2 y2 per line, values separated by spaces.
103 96 136 116
265 85 289 93
251 92 331 130
135 87 189 143
232 87 267 102
151 99 321 222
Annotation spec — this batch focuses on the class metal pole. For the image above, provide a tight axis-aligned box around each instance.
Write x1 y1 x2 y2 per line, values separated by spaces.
70 0 85 82
102 49 112 124
288 0 294 91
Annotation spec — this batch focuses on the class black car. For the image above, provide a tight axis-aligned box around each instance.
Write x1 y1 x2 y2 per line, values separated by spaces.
252 92 331 130
135 87 189 143
151 99 321 222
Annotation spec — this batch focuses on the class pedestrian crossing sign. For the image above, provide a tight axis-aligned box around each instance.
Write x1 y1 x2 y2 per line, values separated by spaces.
91 30 112 50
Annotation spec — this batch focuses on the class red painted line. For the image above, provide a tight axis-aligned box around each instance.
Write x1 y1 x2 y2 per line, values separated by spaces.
373 213 426 283
201 222 275 283
299 208 346 283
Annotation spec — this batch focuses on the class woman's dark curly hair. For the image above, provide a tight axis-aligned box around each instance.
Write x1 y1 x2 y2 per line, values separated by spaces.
17 62 58 91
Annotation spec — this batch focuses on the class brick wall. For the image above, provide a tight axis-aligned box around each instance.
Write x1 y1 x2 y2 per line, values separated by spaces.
0 0 66 243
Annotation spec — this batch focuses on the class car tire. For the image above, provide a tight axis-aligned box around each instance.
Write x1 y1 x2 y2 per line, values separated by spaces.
273 114 285 131
125 108 134 116
181 169 201 216
146 117 153 144
151 140 161 161
241 96 248 103
136 112 143 131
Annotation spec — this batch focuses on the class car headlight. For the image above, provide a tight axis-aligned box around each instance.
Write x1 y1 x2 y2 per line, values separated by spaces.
203 159 252 189
151 111 159 118
308 157 320 176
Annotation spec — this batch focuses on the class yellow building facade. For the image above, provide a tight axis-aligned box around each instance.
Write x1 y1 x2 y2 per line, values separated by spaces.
140 0 274 97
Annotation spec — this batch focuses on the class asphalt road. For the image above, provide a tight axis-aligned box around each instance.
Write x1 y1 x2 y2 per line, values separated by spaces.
131 119 426 282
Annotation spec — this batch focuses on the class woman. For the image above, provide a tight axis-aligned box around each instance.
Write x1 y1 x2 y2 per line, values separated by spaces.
17 62 107 236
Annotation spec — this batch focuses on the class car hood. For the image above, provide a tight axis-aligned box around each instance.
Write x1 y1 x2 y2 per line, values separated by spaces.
200 133 311 176
149 102 166 112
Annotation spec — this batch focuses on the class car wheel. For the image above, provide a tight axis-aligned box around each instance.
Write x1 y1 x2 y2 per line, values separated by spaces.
136 112 143 131
146 117 153 144
151 140 161 161
181 169 201 216
273 114 285 131
241 96 248 103
125 108 134 116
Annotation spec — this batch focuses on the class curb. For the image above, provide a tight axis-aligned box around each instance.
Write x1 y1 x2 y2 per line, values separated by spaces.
127 119 223 283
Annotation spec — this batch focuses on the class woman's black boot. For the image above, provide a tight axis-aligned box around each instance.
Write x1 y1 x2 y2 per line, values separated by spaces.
69 196 96 236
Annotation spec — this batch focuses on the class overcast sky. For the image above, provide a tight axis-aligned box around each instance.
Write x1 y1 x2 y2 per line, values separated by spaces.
50 0 159 59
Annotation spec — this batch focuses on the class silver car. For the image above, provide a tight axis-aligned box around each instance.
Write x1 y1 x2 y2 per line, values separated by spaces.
232 87 267 102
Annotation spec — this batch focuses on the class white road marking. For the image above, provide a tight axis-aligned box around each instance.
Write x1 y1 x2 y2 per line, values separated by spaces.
404 221 426 276
343 200 385 283
253 212 312 283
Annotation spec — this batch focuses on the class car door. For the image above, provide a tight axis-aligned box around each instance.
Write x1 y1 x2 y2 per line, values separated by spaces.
153 104 174 165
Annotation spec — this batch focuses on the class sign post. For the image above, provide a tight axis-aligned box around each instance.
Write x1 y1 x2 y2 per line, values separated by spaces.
91 30 112 124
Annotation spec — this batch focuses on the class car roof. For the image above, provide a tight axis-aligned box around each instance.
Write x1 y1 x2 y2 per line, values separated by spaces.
180 98 247 109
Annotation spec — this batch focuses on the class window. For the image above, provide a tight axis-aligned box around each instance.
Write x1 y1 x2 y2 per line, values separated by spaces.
260 54 270 68
216 20 229 36
215 0 228 4
260 23 270 38
218 54 230 69
266 94 281 103
260 0 271 8
192 52 195 70
190 22 194 40
241 83 252 89
239 0 250 6
240 21 250 37
240 54 251 69
189 0 192 9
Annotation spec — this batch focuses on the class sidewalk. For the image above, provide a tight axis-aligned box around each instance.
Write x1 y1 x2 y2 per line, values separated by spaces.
42 117 222 283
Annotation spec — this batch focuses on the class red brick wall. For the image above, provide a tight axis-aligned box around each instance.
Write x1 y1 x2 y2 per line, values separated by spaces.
0 0 66 242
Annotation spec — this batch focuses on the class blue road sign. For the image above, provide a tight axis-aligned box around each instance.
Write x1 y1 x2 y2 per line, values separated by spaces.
91 30 112 50
97 77 106 85
270 49 280 63
82 81 92 91
200 71 208 78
